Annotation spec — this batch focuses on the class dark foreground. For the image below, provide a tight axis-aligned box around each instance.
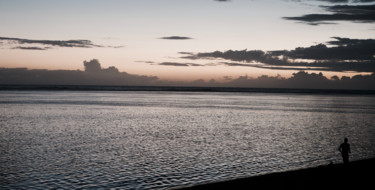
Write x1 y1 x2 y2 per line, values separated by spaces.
177 158 375 190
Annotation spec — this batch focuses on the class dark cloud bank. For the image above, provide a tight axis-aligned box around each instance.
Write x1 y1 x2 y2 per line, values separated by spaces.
284 2 375 25
182 37 375 73
1 59 374 90
319 0 375 3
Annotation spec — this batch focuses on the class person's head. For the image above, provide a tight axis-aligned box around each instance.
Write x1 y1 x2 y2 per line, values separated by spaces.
344 138 348 143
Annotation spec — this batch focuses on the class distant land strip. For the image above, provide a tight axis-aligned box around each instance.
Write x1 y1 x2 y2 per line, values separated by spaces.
1 85 375 95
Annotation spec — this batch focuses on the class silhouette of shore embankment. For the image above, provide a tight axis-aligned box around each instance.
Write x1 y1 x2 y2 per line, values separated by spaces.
178 158 375 189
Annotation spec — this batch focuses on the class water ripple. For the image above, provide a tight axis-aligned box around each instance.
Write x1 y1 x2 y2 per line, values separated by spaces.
1 91 375 189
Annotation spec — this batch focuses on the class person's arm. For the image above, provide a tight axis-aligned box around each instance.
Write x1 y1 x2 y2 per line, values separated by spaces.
338 144 342 153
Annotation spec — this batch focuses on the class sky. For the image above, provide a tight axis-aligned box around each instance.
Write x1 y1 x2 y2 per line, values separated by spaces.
0 0 375 89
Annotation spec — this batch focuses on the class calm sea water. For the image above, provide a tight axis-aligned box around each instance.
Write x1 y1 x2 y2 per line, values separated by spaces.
1 91 375 189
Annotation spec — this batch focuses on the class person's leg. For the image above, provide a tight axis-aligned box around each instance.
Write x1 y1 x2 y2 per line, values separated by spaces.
343 155 349 164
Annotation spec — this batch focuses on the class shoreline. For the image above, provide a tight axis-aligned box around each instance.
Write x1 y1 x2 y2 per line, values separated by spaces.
1 84 375 95
177 158 375 189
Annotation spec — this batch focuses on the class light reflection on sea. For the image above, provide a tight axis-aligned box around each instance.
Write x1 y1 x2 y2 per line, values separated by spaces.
1 91 375 189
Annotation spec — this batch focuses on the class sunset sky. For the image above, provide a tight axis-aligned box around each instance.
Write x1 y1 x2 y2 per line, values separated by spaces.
1 0 374 87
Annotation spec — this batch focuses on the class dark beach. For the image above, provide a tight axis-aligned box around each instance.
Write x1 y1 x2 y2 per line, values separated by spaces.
178 158 375 189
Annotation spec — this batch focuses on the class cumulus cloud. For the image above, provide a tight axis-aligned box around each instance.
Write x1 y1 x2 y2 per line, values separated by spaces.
183 37 375 73
223 71 375 90
84 59 102 72
159 36 193 40
284 4 375 25
160 71 374 90
0 59 158 86
0 36 123 50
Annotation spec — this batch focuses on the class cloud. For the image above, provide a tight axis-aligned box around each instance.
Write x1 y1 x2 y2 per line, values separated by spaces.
284 4 375 24
318 0 375 3
106 45 125 48
318 0 350 2
0 36 123 50
224 71 375 90
183 49 307 70
0 59 158 86
214 0 231 2
84 59 102 72
183 37 375 73
136 61 155 64
178 52 194 55
186 50 272 62
0 37 101 48
159 36 193 40
11 46 50 50
1 62 374 89
277 37 375 61
157 62 203 67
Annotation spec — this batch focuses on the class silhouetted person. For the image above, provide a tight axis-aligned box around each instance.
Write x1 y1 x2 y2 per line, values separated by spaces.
338 138 351 164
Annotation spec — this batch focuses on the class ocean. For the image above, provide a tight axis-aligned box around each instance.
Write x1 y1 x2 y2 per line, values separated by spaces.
1 90 375 189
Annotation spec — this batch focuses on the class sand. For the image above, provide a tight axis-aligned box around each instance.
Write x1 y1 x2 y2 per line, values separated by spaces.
177 158 375 189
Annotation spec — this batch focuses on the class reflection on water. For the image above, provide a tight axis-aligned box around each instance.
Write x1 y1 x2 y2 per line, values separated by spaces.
1 91 375 189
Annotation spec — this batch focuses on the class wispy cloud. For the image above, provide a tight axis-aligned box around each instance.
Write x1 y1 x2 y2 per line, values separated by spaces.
0 36 123 50
159 36 193 40
157 62 203 67
0 37 101 48
11 46 51 50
